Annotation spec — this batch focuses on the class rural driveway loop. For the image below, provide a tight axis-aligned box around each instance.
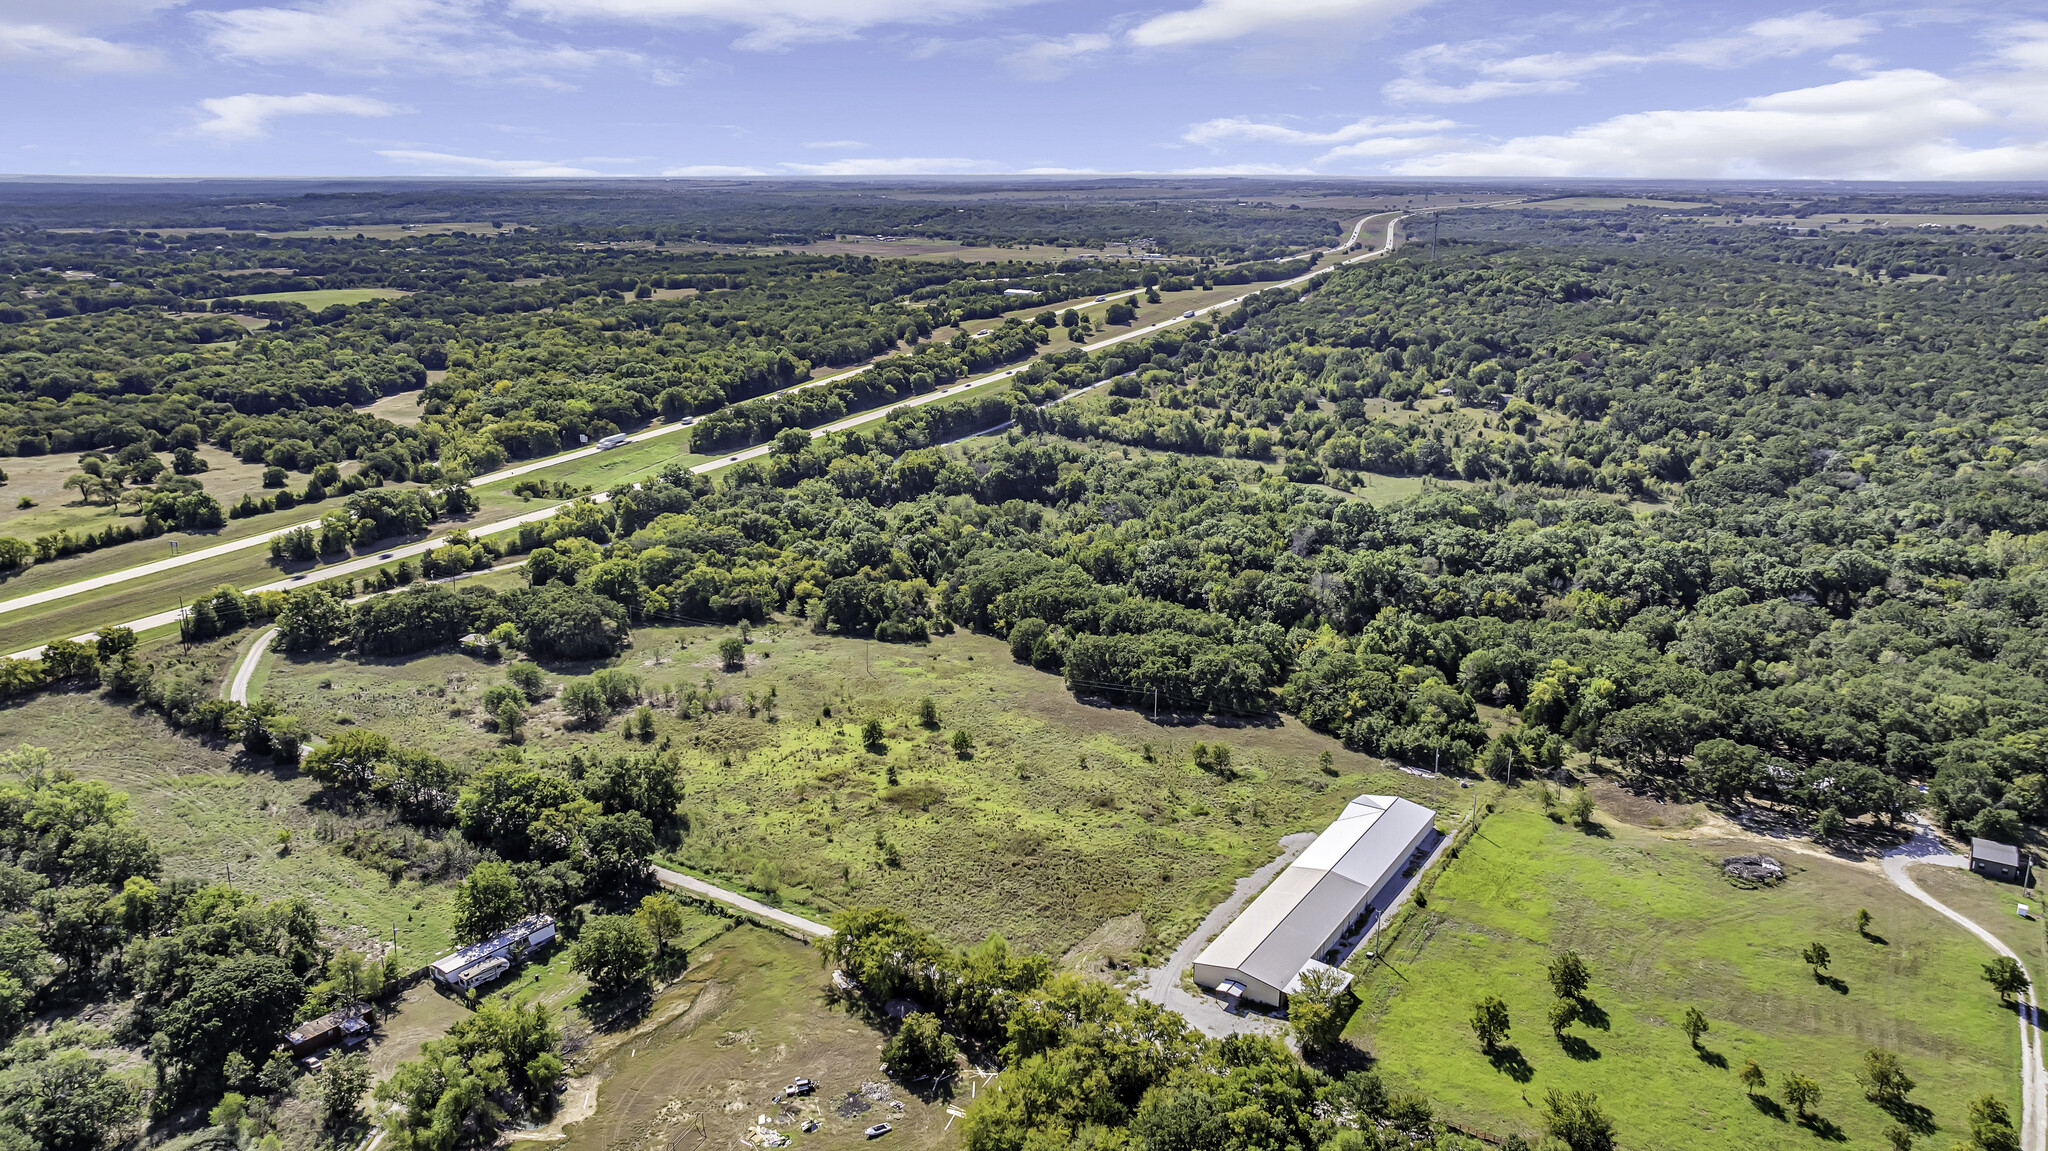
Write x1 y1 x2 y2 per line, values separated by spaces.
1882 817 2045 1151
1139 831 1317 1038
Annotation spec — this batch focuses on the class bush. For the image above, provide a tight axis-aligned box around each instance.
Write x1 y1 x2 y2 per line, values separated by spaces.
882 1012 957 1078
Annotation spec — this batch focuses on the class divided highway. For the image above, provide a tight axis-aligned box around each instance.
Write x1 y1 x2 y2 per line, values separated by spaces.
3 207 1459 659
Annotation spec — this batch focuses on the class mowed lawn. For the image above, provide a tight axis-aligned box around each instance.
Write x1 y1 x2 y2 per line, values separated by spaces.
1350 801 2020 1149
220 288 409 308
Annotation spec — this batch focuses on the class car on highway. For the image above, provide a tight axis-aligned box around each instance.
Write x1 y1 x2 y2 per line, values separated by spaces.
1094 296 1106 302
379 553 394 560
1182 310 1195 318
864 1125 892 1139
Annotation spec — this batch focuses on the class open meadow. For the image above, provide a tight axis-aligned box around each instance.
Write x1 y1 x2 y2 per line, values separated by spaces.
262 624 1465 958
1349 794 2021 1149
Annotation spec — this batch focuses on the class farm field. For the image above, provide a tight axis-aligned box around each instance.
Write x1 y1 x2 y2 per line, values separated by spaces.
1349 797 2020 1149
259 624 1462 958
218 287 411 307
1511 196 1713 210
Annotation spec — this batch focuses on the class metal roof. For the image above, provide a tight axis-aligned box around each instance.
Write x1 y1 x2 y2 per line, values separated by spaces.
1973 838 2022 867
1194 795 1436 992
430 914 554 978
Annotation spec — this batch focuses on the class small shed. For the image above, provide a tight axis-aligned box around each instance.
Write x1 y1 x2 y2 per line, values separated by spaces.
1972 838 2025 883
283 1007 376 1057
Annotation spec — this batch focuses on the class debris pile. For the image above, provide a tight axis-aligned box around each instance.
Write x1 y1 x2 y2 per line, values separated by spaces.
1721 855 1786 885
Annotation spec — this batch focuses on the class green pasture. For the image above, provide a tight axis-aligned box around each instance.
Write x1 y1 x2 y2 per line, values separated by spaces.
1350 798 2020 1148
217 288 410 308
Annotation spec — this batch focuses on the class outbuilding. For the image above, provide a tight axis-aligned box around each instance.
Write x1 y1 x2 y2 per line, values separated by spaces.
430 914 556 990
1972 838 2025 883
1192 794 1438 1009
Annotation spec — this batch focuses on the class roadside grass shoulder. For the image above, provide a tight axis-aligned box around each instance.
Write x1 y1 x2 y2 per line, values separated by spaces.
1349 797 2019 1149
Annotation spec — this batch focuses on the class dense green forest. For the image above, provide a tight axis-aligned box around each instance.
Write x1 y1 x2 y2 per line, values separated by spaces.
0 180 1344 255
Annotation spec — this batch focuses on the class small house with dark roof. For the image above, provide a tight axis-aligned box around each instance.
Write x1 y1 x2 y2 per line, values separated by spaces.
1971 838 2025 883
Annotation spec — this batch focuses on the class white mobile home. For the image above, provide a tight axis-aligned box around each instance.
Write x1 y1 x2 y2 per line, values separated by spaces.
1191 795 1437 1008
429 914 556 990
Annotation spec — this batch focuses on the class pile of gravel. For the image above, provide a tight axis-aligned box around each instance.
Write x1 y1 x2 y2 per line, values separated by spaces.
1722 854 1786 885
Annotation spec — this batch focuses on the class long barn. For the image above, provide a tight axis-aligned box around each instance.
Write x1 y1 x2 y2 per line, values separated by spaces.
1191 794 1438 1009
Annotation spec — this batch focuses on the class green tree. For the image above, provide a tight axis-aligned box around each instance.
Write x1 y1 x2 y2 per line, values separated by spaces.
1738 1058 1766 1095
1547 997 1578 1035
1540 1088 1615 1151
570 914 655 992
1566 788 1596 826
155 954 306 1096
862 717 886 751
1860 1048 1915 1106
1803 941 1831 979
1857 908 1873 937
1680 1006 1707 1048
451 861 523 943
917 697 940 728
1547 951 1591 999
635 893 687 956
317 1054 371 1127
507 661 547 700
1470 995 1510 1052
0 1047 140 1151
1288 965 1351 1054
1970 1094 2019 1151
951 729 973 758
300 729 393 800
496 699 525 740
882 1012 958 1078
718 636 745 668
1781 1072 1821 1120
1984 956 2030 1004
559 677 608 726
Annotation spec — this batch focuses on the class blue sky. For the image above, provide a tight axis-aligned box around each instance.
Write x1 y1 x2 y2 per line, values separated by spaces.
4 0 2047 179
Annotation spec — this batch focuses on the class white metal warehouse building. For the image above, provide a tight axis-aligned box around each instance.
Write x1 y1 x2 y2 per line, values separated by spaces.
1192 794 1438 1008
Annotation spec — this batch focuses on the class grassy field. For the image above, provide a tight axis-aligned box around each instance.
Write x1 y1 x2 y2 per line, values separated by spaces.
261 625 1461 959
218 288 410 308
0 685 457 961
1348 795 2020 1148
0 444 286 542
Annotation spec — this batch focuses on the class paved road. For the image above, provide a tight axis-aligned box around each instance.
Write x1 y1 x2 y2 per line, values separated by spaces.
4 204 1482 661
653 864 833 939
1882 818 2045 1151
225 627 277 704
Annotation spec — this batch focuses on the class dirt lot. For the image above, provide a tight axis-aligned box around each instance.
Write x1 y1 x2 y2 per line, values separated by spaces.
554 928 960 1151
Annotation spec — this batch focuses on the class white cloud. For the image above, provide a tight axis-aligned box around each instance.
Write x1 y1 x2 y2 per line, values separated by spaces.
200 0 632 77
1391 67 2048 179
1006 31 1110 79
378 148 601 175
507 0 1038 50
662 164 768 175
1128 0 1432 49
193 92 402 140
1183 113 1454 148
0 22 157 71
778 156 998 175
1388 10 1882 104
0 0 182 29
